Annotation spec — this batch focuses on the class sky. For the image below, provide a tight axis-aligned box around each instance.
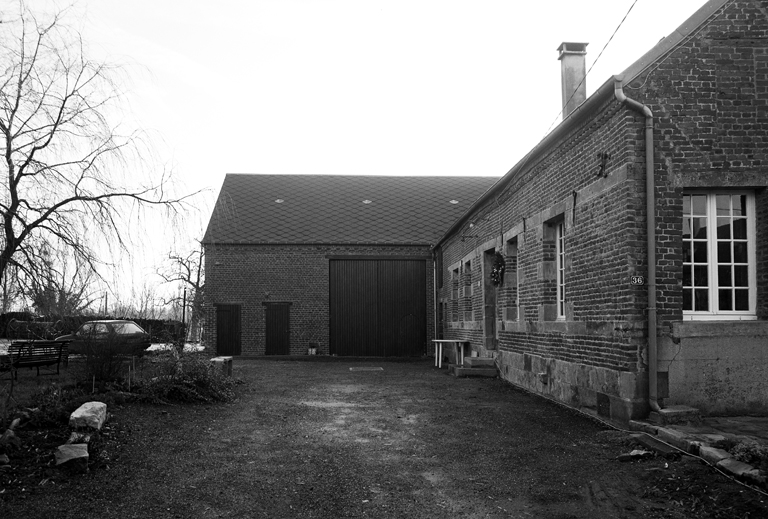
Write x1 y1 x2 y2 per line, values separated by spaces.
7 0 714 308
81 1 711 202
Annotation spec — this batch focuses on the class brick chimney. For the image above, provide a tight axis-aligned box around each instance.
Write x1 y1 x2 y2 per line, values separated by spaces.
557 42 588 118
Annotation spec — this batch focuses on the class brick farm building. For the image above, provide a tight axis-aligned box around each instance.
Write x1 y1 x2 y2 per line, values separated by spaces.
205 0 768 421
202 174 497 357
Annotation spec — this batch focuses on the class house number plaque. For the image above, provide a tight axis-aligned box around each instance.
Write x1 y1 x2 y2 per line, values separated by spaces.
630 276 645 286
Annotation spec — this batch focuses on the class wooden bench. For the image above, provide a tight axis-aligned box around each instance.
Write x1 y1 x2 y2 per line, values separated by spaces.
2 340 69 379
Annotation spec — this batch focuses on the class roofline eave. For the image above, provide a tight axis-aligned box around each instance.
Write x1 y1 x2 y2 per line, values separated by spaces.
432 0 731 250
433 76 616 250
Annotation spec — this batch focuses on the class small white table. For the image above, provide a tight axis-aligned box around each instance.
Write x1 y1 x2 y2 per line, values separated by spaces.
432 340 470 368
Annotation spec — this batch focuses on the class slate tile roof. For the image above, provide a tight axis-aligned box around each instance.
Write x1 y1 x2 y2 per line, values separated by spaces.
203 174 498 245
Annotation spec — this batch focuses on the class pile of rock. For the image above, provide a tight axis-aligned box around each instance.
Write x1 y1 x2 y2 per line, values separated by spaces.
54 401 107 473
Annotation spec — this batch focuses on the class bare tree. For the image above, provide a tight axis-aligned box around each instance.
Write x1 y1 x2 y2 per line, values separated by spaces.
0 263 23 312
0 2 194 288
158 242 204 341
133 282 160 320
26 245 98 316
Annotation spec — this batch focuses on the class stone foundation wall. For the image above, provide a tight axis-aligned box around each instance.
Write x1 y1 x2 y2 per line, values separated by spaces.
494 350 649 422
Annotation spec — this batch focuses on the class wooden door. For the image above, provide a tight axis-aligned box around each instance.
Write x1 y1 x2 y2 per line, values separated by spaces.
264 302 291 355
215 304 241 356
483 249 498 350
330 259 426 356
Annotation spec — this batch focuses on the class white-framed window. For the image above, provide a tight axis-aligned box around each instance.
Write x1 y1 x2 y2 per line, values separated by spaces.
683 191 756 320
556 222 565 319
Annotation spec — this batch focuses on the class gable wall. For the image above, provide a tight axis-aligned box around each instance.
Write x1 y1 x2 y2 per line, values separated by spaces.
203 244 434 356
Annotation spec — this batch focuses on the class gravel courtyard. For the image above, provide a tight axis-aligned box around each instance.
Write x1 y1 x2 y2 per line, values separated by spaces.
4 358 767 518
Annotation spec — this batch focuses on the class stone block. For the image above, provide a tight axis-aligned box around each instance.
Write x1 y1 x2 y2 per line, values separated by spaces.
717 458 755 478
578 387 597 408
699 446 731 465
464 357 494 368
628 420 658 435
452 366 497 378
610 396 648 422
648 405 701 425
210 356 233 376
55 444 89 473
619 371 645 400
69 402 107 431
657 427 694 453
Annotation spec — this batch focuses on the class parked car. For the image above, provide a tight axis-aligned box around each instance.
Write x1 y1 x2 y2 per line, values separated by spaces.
56 320 151 356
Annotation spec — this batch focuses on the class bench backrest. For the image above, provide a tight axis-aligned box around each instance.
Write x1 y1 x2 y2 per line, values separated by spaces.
8 340 68 363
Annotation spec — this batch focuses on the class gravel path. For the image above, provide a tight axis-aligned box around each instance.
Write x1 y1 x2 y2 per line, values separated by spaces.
4 359 767 518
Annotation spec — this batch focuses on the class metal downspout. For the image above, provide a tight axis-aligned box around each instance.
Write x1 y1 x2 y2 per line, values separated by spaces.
432 249 439 346
614 78 662 412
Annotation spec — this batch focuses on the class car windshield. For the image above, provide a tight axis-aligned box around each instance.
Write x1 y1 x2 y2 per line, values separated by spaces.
112 322 144 335
78 323 108 335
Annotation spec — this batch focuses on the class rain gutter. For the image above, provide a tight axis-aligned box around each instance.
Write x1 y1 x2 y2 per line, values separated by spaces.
613 78 662 413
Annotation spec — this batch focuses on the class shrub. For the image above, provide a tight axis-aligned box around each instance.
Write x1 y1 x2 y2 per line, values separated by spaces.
730 440 768 473
713 438 768 473
137 350 237 404
70 337 136 389
26 384 88 428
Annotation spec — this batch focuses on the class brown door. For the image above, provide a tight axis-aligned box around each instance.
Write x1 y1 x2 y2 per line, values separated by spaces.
264 302 291 355
215 304 241 356
329 259 426 357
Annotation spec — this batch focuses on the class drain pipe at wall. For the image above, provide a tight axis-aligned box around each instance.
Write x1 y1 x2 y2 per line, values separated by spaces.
614 77 662 413
432 249 439 343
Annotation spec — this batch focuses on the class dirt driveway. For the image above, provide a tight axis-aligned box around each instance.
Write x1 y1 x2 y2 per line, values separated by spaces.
5 359 768 518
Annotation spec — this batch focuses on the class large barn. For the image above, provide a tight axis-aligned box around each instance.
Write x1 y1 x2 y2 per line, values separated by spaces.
202 174 497 357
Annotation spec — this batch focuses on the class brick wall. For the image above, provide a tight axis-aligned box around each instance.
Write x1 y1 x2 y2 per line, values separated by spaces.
628 0 768 325
438 1 768 419
203 244 434 356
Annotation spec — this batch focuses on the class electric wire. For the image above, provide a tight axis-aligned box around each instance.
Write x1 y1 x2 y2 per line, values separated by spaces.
544 0 639 135
474 0 643 223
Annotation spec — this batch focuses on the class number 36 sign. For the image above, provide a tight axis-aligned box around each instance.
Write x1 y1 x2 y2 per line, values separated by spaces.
630 276 646 286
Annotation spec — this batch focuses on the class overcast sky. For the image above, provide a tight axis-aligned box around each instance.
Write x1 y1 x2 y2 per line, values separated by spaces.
82 1 710 202
12 0 714 305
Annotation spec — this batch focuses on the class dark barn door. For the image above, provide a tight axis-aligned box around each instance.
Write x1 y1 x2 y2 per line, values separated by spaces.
215 304 241 356
264 302 291 355
330 259 426 357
